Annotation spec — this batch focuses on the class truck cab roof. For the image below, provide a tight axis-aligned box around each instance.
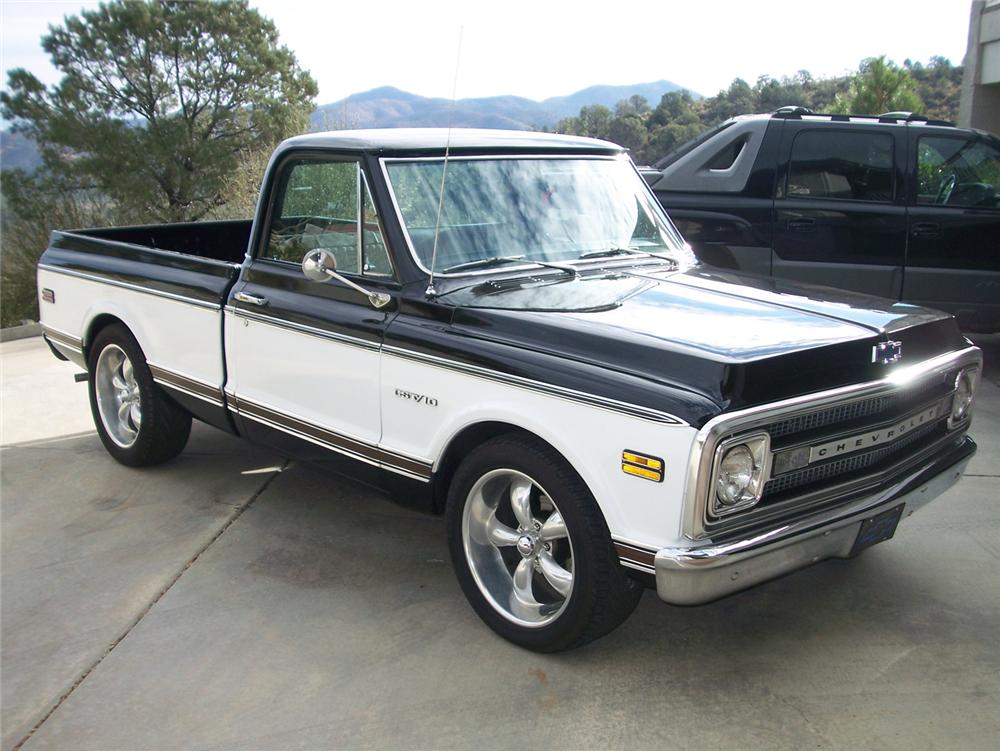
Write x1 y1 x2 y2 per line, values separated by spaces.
277 128 624 157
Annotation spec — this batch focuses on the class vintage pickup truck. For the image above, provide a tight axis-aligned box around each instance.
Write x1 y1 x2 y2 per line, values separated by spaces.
38 129 981 651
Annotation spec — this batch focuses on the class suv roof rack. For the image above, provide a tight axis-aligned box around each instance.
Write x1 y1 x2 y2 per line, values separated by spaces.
769 108 955 127
772 106 815 117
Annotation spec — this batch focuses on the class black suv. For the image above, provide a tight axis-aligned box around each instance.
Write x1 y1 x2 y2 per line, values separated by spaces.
642 110 1000 332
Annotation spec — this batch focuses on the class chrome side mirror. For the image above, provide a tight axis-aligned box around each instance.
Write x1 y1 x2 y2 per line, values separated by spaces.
301 249 391 309
302 248 336 282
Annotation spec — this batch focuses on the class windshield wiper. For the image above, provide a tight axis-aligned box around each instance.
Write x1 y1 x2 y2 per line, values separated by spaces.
530 259 578 277
578 247 635 259
442 255 578 277
579 246 678 264
441 255 527 273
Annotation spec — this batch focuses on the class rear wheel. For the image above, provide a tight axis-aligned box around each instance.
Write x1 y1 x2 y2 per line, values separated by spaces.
88 324 191 466
446 435 642 651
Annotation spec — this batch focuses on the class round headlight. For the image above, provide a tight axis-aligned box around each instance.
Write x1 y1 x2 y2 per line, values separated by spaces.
949 368 976 427
716 444 755 507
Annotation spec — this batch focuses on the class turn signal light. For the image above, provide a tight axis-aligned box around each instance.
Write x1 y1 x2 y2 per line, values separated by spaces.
622 451 664 482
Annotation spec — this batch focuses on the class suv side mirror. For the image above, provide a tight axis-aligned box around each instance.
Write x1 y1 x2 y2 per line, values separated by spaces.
301 249 391 309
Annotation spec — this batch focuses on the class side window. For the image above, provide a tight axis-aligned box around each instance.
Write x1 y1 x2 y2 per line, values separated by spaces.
705 134 749 171
264 159 392 276
917 136 1000 209
787 130 894 202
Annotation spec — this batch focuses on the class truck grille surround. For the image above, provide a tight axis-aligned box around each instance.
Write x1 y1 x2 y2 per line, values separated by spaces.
688 348 981 542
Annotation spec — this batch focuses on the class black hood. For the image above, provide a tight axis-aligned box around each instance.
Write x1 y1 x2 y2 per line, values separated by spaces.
440 265 965 411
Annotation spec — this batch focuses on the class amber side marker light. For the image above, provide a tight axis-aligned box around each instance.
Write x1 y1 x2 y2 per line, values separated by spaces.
622 450 664 482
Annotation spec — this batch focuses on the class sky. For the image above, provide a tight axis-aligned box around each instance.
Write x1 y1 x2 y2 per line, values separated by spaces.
0 0 973 105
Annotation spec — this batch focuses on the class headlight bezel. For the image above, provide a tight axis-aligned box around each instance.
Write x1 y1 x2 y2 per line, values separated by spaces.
708 431 772 519
947 367 978 430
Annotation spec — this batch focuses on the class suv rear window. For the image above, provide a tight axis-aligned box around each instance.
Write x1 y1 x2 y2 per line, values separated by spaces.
787 130 894 202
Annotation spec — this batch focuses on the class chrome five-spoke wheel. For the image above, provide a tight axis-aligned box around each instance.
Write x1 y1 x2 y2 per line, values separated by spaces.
94 344 142 448
87 324 190 466
462 469 574 627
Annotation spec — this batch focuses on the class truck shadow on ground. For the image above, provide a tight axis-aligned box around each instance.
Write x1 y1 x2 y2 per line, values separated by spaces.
249 459 995 670
6 425 997 750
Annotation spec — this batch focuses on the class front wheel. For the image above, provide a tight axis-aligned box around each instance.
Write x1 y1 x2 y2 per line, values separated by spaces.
88 324 191 466
446 435 642 652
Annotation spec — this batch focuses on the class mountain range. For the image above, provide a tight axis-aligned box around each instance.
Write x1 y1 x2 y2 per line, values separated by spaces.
311 80 691 130
1 79 693 172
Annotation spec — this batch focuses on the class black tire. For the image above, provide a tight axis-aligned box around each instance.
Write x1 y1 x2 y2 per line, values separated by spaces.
87 324 191 467
446 434 642 652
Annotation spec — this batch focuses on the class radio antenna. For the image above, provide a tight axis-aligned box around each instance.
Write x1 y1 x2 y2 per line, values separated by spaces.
425 25 464 298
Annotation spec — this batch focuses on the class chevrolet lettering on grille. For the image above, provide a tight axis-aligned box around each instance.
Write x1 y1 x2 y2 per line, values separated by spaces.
807 399 948 463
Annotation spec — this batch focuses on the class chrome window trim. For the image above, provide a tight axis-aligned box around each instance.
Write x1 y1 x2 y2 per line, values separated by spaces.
378 153 684 279
682 345 983 541
37 264 222 311
359 168 397 279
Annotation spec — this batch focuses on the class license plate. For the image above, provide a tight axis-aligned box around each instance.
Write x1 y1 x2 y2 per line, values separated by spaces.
850 504 905 555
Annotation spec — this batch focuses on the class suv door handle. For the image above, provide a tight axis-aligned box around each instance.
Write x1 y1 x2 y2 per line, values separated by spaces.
787 218 816 232
911 222 941 238
233 291 268 307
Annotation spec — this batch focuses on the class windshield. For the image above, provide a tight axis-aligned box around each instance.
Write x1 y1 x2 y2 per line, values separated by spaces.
384 156 690 274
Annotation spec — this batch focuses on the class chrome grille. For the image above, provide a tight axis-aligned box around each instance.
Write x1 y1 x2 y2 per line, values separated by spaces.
764 378 951 444
766 396 892 439
763 420 943 498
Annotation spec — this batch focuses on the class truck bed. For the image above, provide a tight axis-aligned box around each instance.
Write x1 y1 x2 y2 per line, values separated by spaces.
37 219 252 426
75 219 252 264
41 219 251 309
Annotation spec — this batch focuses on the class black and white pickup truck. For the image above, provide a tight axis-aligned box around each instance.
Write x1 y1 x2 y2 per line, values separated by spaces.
38 129 981 651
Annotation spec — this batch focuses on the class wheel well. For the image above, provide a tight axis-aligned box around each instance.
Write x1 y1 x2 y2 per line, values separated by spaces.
431 421 564 514
83 314 128 361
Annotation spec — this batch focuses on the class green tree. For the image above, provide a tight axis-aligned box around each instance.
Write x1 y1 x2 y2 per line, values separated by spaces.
615 95 651 118
608 114 648 156
700 78 756 124
1 0 317 222
905 57 962 121
553 57 961 168
555 104 613 146
833 56 923 115
1 170 120 326
640 90 702 164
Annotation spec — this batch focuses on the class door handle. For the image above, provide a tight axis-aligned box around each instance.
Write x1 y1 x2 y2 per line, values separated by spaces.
911 222 941 238
787 218 816 232
233 291 268 307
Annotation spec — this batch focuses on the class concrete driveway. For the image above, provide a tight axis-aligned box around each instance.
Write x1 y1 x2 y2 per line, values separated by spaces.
2 335 999 751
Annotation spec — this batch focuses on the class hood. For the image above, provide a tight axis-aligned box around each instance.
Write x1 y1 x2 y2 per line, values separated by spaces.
443 265 965 409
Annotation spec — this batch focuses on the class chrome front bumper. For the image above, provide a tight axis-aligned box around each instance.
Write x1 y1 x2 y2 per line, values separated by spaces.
655 437 976 605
